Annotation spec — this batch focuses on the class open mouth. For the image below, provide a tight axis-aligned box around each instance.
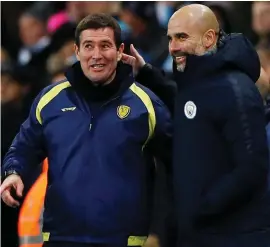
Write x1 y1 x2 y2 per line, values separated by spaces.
90 64 105 69
175 56 186 63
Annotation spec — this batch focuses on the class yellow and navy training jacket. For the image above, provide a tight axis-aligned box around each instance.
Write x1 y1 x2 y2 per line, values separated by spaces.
3 62 172 245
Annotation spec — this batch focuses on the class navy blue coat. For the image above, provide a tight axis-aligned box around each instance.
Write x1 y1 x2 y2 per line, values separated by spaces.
2 62 172 245
137 33 270 247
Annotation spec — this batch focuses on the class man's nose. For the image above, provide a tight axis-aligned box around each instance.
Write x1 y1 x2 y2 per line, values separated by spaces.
169 39 182 54
92 47 102 59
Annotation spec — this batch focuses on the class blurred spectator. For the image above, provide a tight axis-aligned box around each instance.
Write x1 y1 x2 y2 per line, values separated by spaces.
1 68 30 106
47 1 86 33
1 47 11 63
1 50 20 247
155 2 176 29
252 1 270 48
46 22 77 83
18 5 51 67
46 52 69 83
1 64 33 119
47 2 120 34
1 2 33 60
1 60 36 247
119 2 167 66
83 1 120 15
120 2 158 38
251 1 270 188
16 4 56 90
49 22 77 64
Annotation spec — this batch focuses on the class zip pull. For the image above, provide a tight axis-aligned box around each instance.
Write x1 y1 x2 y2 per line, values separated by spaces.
89 116 94 131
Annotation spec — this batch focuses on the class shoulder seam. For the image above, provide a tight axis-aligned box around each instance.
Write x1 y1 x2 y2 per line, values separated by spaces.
36 81 71 125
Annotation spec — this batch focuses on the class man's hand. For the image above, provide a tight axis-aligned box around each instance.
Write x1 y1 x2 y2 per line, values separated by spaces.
121 44 146 76
143 234 160 247
256 67 270 101
1 174 24 207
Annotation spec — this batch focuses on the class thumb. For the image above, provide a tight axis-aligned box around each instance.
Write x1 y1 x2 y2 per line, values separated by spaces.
14 180 24 197
0 182 10 195
130 44 141 59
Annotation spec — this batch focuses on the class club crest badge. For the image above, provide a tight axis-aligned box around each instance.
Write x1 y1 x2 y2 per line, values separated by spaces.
184 101 197 119
117 105 131 119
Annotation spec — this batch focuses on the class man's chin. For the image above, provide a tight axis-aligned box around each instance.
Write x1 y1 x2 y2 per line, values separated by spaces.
176 64 186 72
89 76 107 85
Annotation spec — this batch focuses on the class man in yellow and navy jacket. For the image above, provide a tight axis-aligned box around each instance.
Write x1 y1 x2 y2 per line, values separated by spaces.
1 13 172 247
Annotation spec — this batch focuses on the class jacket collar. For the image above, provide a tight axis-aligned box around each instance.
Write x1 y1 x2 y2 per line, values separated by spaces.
173 32 260 90
65 61 134 102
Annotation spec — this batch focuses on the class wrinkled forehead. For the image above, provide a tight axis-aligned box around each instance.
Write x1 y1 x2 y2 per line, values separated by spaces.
167 16 198 37
80 28 115 43
167 16 205 37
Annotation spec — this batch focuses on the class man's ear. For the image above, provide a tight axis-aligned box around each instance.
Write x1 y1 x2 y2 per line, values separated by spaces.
203 29 216 49
74 43 80 61
117 43 125 61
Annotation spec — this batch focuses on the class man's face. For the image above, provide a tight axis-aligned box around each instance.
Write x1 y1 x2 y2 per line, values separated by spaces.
75 28 124 84
252 2 270 36
167 17 207 72
19 15 46 46
1 74 25 104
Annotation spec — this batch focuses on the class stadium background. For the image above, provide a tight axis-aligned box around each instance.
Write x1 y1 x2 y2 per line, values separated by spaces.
1 1 270 247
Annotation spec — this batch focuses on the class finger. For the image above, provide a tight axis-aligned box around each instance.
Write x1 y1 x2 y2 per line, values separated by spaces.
2 190 20 207
130 44 141 59
121 53 135 65
121 53 130 61
14 181 24 197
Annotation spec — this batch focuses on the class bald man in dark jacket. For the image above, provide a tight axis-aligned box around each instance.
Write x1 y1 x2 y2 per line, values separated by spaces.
122 4 270 247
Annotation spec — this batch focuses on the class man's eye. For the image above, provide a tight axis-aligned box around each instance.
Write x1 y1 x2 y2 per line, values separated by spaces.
176 35 187 40
85 44 92 49
103 44 110 49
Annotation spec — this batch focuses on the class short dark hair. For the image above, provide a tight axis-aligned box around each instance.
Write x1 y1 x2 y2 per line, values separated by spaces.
75 13 122 48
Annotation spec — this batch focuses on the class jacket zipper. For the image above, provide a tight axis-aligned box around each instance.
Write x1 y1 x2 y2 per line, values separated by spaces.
88 96 120 132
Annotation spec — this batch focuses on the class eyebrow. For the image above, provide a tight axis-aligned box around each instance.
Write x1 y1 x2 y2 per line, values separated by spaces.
167 32 189 39
82 39 113 46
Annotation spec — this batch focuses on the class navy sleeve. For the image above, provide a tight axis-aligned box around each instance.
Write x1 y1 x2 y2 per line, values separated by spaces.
198 79 269 218
150 98 173 168
136 64 177 115
148 98 174 241
2 92 47 181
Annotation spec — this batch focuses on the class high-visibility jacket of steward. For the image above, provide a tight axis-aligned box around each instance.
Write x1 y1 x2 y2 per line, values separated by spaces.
18 159 48 247
3 62 172 245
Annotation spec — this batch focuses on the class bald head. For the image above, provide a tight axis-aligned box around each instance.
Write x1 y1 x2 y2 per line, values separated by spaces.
167 4 220 72
170 4 219 34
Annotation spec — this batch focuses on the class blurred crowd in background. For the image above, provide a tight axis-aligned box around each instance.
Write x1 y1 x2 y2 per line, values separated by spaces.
1 1 270 247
